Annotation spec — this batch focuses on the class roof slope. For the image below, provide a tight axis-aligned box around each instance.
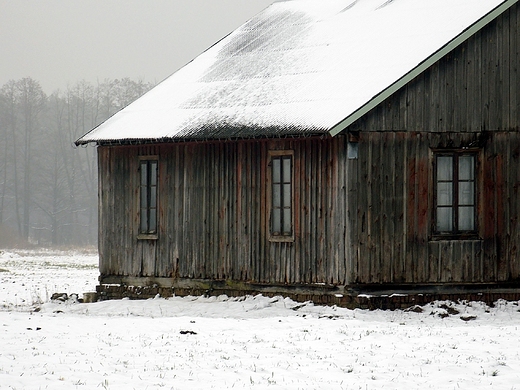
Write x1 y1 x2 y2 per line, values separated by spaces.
77 0 515 145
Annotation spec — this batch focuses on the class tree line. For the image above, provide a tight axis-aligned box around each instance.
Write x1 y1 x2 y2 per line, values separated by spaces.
0 77 154 247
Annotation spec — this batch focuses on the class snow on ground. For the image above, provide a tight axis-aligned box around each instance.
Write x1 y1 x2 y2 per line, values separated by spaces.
1 250 520 389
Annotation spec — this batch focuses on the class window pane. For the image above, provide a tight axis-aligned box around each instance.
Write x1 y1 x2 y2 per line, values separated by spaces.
140 186 148 209
273 183 281 207
141 162 148 186
150 186 157 208
272 158 281 183
150 161 158 186
283 208 291 234
282 157 291 183
437 207 452 232
140 208 148 232
459 155 474 181
272 209 281 233
149 209 157 233
459 206 475 231
437 182 453 206
458 182 474 206
437 156 453 181
283 183 291 208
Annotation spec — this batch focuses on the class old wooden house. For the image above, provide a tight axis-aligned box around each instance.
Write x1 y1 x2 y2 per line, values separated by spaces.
77 0 520 307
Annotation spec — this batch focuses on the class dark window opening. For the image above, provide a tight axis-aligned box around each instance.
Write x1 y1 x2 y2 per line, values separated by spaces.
434 151 477 236
271 154 292 237
140 159 158 235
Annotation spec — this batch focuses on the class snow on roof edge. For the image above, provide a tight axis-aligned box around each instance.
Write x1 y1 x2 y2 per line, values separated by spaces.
329 0 518 136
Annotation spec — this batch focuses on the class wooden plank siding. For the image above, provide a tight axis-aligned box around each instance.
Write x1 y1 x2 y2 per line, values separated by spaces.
343 2 520 285
98 136 349 287
347 131 520 285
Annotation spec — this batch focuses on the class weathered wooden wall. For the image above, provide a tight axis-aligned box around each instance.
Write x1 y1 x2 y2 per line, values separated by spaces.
344 2 520 285
98 136 349 287
347 131 520 285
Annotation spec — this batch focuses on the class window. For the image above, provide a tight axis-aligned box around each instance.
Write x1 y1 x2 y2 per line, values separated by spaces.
433 151 477 236
269 151 293 239
139 158 158 236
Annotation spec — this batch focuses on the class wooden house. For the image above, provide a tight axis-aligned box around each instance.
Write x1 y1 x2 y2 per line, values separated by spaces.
76 0 520 307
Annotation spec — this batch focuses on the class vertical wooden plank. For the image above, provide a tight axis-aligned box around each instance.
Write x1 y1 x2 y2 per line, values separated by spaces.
293 140 302 284
416 134 429 282
98 147 109 276
483 134 497 282
437 55 448 131
346 134 359 284
174 143 183 278
512 3 520 130
427 241 436 283
259 141 267 283
496 137 507 280
443 52 455 131
381 132 393 283
428 63 439 132
365 133 374 282
307 138 315 282
333 136 344 284
236 142 244 279
399 85 408 130
467 30 483 132
391 132 405 283
499 10 510 130
490 18 500 131
481 21 491 131
405 135 417 282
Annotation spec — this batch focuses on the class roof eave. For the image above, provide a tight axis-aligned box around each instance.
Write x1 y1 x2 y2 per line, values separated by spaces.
328 0 518 137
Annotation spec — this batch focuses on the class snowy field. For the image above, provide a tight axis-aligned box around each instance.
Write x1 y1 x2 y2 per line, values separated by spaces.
1 250 520 390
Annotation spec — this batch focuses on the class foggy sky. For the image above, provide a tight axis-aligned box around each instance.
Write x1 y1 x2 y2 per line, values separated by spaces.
0 0 274 94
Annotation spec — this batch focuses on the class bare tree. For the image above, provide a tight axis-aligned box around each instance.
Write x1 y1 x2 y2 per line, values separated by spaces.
0 77 153 247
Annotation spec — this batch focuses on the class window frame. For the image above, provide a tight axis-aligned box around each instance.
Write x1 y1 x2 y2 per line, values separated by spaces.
138 156 159 240
267 150 294 242
431 149 480 240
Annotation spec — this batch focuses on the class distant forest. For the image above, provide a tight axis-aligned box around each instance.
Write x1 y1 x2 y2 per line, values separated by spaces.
0 77 154 248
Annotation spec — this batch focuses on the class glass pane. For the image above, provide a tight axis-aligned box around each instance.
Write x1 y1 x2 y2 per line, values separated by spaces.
140 186 148 209
150 186 157 208
149 209 157 232
282 157 291 183
459 206 475 231
437 182 453 206
437 207 452 232
273 183 281 207
458 182 474 206
459 155 474 181
437 156 453 181
140 208 148 232
272 158 281 183
272 209 281 233
283 208 291 234
283 183 291 208
141 162 148 186
150 161 158 186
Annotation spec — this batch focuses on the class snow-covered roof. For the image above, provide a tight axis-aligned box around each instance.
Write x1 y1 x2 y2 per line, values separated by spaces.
76 0 516 145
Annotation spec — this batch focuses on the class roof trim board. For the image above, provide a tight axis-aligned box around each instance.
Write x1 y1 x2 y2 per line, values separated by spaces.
328 0 519 137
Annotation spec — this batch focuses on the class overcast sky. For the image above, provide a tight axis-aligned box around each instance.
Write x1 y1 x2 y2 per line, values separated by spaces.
0 0 274 94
